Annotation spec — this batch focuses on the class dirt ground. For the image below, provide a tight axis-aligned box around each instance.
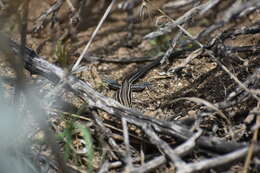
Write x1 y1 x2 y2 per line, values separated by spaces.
1 0 260 172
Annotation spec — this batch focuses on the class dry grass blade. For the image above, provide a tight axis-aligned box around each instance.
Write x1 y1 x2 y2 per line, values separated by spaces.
72 0 116 72
243 104 260 173
167 48 203 73
172 97 231 126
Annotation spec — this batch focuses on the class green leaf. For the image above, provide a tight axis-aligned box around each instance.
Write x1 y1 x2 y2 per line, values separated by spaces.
77 124 94 173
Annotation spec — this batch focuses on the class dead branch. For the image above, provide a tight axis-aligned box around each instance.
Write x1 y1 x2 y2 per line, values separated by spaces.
144 1 209 40
32 0 64 32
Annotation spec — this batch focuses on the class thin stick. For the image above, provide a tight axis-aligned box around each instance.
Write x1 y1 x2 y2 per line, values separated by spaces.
72 0 116 72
